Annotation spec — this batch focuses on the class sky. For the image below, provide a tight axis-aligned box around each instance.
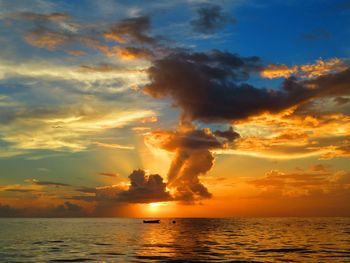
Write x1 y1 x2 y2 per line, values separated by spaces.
0 0 349 217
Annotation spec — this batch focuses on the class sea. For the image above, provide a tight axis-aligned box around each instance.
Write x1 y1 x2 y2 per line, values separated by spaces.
0 218 349 262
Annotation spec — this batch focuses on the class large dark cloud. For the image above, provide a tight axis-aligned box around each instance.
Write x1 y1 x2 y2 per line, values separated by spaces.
96 169 172 203
191 4 235 34
145 50 350 123
118 169 172 203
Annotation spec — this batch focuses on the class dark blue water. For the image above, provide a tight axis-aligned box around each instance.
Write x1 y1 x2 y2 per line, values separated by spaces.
0 218 349 262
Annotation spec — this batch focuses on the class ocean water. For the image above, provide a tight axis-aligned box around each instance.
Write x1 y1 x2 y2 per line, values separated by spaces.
0 218 349 262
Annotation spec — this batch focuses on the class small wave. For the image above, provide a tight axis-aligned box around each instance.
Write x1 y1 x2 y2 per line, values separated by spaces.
32 241 45 245
90 252 124 256
33 240 64 245
136 255 171 260
93 242 112 246
258 248 311 253
223 261 265 263
143 243 175 248
49 258 93 262
49 247 62 252
168 261 264 263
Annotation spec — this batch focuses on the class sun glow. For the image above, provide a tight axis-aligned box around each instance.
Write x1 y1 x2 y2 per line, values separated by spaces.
147 202 170 213
149 202 161 207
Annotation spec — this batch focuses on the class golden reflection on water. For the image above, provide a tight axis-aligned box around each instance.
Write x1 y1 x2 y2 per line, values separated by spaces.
132 218 350 262
0 218 349 262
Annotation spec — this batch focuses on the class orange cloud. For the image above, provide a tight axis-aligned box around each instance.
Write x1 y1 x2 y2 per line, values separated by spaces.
25 27 109 54
260 64 298 79
261 58 348 79
25 29 70 50
300 58 348 78
249 167 350 199
109 47 153 60
221 106 350 159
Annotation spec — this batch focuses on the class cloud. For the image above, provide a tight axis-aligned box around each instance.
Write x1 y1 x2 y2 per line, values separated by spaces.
0 202 86 217
75 187 96 194
0 12 69 22
97 172 118 178
104 16 156 44
144 49 263 122
249 167 350 199
24 28 73 50
66 195 96 202
118 169 172 203
79 63 146 74
96 169 172 203
28 179 71 187
0 94 154 152
300 58 349 78
5 188 38 192
94 142 135 150
0 58 147 83
214 126 240 142
0 183 41 194
334 96 350 105
319 141 350 160
219 106 350 159
1 11 162 60
1 11 108 54
310 164 328 172
191 4 235 34
109 46 154 60
145 50 350 123
261 58 348 79
260 64 298 79
146 124 238 202
24 27 107 53
152 127 224 151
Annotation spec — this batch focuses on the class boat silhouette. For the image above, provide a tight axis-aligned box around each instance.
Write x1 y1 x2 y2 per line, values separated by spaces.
143 219 160 224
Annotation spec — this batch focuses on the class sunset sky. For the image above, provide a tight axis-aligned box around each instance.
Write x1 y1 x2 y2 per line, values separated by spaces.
0 0 349 217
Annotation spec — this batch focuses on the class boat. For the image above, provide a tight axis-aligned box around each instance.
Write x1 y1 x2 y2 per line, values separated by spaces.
143 219 160 224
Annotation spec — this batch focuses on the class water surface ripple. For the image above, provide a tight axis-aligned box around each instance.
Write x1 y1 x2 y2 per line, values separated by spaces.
0 218 349 262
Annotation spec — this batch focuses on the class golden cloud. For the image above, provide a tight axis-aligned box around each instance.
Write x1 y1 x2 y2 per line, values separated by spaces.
249 167 350 198
261 58 348 79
